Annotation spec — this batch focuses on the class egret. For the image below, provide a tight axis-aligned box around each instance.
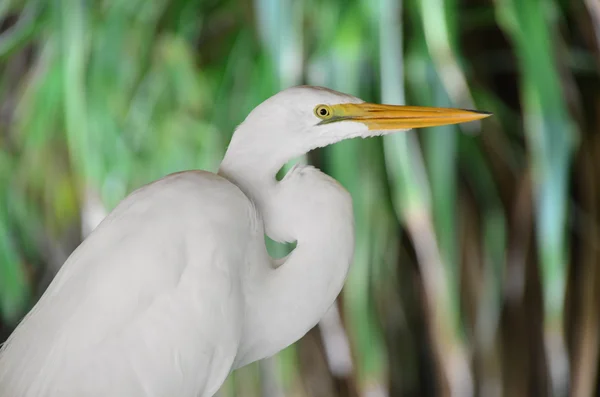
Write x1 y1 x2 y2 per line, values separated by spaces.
0 86 490 396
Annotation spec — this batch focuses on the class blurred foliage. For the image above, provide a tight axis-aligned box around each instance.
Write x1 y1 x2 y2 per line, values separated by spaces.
1 0 600 396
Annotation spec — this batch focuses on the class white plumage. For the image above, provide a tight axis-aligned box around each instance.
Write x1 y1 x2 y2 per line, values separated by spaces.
0 86 489 396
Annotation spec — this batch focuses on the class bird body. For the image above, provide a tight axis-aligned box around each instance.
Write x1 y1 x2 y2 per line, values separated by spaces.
0 86 489 396
0 171 253 396
0 166 354 397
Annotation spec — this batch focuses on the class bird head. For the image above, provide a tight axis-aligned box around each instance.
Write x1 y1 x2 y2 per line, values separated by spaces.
224 86 491 175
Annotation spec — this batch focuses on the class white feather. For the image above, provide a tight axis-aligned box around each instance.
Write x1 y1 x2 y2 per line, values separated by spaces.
0 86 362 397
0 85 480 396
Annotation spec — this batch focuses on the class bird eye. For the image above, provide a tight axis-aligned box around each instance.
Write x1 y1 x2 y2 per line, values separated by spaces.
314 105 333 119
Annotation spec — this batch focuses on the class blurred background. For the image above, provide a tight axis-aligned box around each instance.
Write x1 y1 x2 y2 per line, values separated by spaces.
0 0 599 396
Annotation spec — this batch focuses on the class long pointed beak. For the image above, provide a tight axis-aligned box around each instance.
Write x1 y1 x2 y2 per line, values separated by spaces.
325 103 492 130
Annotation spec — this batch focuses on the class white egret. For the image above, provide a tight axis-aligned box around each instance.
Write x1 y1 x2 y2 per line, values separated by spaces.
0 86 490 397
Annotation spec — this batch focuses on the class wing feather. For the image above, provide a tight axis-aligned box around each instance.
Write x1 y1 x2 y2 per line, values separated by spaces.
0 171 258 397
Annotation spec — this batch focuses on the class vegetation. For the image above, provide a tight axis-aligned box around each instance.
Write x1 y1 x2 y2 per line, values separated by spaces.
1 0 599 395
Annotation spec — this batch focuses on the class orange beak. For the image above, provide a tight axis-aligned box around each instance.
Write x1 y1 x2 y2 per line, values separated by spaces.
322 103 491 130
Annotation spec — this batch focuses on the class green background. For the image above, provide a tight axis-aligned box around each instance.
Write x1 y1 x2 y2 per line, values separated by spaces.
1 0 599 396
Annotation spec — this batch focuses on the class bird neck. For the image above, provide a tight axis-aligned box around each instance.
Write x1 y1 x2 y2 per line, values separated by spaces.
219 126 292 193
218 151 354 368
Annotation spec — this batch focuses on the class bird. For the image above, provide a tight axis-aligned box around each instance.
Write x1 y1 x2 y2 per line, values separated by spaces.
0 86 490 397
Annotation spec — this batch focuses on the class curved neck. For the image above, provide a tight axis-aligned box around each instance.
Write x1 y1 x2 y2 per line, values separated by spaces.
219 125 292 192
218 151 354 368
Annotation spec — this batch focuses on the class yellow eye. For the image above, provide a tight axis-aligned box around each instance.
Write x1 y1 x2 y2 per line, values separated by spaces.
314 105 333 119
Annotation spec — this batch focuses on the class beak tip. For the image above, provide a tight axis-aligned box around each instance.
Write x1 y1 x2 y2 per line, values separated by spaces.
471 109 493 118
461 109 492 122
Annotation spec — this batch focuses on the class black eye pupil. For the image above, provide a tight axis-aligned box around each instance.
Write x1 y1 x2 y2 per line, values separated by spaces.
319 108 328 116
